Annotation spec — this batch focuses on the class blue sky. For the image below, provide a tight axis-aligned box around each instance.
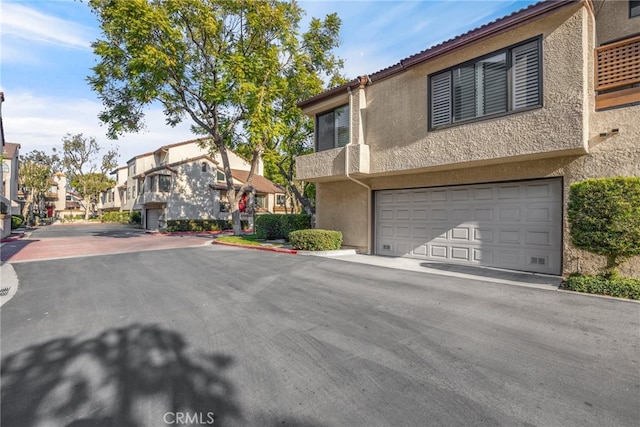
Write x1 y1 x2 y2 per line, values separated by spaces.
1 0 538 164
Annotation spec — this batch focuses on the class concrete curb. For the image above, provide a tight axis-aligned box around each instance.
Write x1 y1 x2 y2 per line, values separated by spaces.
0 263 19 307
297 249 358 257
212 240 298 254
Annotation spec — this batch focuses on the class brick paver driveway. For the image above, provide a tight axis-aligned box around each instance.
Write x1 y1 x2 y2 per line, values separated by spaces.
0 223 213 263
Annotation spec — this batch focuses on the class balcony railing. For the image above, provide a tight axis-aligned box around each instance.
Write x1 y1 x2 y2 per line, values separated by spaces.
595 35 640 109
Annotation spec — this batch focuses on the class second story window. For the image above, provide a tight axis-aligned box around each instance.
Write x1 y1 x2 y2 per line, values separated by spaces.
159 175 171 192
316 104 349 152
147 175 156 192
429 37 541 130
631 1 640 18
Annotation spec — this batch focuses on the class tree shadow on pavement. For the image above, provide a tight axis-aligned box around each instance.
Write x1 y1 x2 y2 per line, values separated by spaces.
1 324 240 427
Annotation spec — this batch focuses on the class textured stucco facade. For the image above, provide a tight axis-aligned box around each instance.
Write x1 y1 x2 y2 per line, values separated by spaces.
299 0 640 277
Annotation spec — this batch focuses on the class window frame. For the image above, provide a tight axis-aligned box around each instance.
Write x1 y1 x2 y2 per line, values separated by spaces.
631 0 640 18
428 36 543 131
315 104 350 152
158 174 171 192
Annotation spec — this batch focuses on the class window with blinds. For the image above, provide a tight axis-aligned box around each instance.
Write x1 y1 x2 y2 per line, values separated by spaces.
429 37 541 129
631 1 640 18
316 104 350 152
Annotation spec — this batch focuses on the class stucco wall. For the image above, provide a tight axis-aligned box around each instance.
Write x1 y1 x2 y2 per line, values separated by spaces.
302 2 640 276
316 180 369 249
165 161 217 220
316 118 640 276
593 0 640 45
365 5 589 175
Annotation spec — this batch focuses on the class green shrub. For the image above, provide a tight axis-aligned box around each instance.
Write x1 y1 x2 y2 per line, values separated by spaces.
563 273 640 300
11 215 24 229
130 210 142 224
165 219 248 232
255 214 311 240
101 211 131 223
568 177 640 277
289 229 342 251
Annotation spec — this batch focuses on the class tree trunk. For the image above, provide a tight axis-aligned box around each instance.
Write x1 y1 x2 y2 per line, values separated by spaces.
277 163 314 215
21 193 34 224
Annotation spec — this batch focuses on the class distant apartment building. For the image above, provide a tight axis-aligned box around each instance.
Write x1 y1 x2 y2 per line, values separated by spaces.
99 138 287 230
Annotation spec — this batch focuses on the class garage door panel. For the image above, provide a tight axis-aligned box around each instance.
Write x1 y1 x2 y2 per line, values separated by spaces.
451 247 471 261
413 209 428 220
473 228 494 242
451 227 470 240
474 187 494 200
452 189 470 201
474 208 494 221
431 245 448 258
498 185 521 199
375 179 562 274
499 207 521 221
413 191 428 202
432 190 448 201
526 182 553 199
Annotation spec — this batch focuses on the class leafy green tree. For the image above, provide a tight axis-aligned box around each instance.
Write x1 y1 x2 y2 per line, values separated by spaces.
61 133 118 220
568 177 640 277
18 160 52 223
87 0 343 234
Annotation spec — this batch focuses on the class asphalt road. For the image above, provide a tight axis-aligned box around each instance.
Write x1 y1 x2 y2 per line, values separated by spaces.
1 243 639 427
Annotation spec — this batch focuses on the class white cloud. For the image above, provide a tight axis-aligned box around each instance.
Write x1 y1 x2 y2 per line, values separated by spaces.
2 92 198 165
0 3 95 50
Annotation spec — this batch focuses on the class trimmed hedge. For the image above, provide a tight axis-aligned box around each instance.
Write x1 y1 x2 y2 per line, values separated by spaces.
101 211 132 223
11 215 24 229
165 219 249 232
289 229 342 251
255 214 311 240
568 177 640 276
563 273 640 300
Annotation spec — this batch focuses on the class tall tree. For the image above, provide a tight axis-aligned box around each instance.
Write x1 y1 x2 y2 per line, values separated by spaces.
21 149 63 174
18 160 51 224
61 133 118 220
88 0 343 234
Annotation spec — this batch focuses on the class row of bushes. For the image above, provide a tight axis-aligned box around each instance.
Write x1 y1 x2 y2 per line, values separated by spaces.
255 214 311 240
563 274 640 300
165 219 249 232
101 211 133 224
289 229 342 251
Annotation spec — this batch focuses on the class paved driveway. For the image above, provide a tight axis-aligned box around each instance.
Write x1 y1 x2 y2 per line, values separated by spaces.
1 243 638 427
1 223 213 263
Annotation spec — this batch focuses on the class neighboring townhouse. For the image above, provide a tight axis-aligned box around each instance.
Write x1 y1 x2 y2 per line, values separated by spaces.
44 173 85 219
296 0 640 277
102 138 286 230
2 142 22 215
99 166 127 213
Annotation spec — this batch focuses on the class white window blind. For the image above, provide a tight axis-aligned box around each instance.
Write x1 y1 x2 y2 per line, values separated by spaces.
429 38 540 129
512 41 540 110
431 73 452 127
316 104 350 151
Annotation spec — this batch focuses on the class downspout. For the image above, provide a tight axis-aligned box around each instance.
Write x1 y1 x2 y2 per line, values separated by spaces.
584 0 596 151
345 82 372 254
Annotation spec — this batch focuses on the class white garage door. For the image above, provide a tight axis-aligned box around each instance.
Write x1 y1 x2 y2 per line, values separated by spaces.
375 179 562 274
146 208 162 230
